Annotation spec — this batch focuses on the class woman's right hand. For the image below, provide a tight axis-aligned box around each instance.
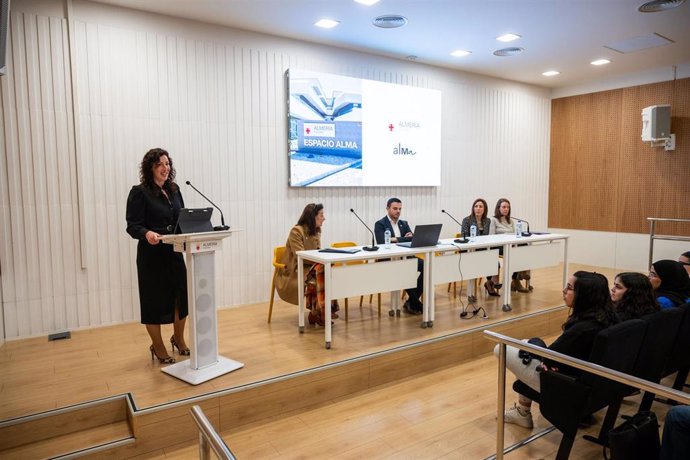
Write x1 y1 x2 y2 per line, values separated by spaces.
145 231 161 245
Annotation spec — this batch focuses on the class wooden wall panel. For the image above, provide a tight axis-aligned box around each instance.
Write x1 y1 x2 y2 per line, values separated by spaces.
549 78 690 236
0 4 551 339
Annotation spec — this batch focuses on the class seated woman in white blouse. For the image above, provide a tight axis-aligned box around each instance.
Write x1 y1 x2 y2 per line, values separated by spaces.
489 198 530 293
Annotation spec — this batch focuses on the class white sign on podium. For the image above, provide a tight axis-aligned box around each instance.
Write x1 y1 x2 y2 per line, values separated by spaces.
159 230 243 385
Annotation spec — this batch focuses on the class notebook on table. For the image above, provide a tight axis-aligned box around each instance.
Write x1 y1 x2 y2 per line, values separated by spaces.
396 224 443 248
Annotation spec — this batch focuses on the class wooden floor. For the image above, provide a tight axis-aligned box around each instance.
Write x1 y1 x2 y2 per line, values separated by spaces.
0 263 616 421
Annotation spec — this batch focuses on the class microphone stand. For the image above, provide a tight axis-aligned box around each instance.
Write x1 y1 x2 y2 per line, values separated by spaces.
441 209 468 243
350 209 379 251
185 181 230 231
510 216 532 237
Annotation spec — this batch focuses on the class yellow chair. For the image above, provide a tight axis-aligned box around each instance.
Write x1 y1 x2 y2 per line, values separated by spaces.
267 246 286 323
332 241 381 319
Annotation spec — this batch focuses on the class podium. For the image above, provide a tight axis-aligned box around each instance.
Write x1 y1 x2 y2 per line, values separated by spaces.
159 230 243 385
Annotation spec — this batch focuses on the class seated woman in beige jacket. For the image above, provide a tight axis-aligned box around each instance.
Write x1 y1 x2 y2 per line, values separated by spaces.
274 203 338 326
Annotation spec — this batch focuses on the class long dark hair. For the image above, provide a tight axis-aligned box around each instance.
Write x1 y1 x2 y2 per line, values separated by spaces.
139 148 178 192
652 260 690 305
468 198 488 222
614 272 659 321
564 271 617 329
493 198 511 222
297 203 323 236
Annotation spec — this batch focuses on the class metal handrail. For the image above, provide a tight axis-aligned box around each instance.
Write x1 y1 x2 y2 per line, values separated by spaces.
648 217 690 267
190 406 236 460
484 330 690 460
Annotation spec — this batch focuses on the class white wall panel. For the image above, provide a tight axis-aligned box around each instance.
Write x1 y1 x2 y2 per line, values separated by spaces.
0 1 552 339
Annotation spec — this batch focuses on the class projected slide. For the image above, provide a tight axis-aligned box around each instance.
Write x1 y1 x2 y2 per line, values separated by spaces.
287 69 441 187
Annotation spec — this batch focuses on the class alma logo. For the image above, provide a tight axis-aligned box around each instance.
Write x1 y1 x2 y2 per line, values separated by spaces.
393 143 416 155
303 123 336 138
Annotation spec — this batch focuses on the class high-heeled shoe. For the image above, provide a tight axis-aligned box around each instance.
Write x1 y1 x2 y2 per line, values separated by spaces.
484 280 500 297
150 345 175 364
511 279 530 293
331 300 340 319
308 311 333 326
170 336 190 356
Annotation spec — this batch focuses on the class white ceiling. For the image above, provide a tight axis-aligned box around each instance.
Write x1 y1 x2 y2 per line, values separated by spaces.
90 0 690 89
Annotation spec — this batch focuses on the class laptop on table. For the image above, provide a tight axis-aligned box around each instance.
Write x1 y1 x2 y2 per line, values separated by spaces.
396 223 443 248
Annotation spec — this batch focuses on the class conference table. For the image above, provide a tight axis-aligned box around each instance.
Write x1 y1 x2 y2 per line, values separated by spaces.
297 232 569 349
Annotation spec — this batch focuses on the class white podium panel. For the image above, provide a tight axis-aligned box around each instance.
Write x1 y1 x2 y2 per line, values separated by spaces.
432 249 499 285
330 258 418 299
510 242 562 272
160 230 244 385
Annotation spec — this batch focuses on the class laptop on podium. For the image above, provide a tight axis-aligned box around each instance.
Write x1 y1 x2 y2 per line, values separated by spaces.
175 207 214 234
396 223 443 248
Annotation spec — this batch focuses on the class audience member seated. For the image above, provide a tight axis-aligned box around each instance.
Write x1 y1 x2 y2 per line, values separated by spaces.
494 271 618 428
660 405 690 460
649 260 690 309
274 203 339 326
610 272 660 321
679 251 690 277
489 198 530 294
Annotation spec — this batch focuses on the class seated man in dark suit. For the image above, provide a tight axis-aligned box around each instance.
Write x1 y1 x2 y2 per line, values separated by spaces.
374 197 424 315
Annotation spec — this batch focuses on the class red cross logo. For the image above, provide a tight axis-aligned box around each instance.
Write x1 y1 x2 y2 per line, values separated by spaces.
388 123 394 132
305 127 311 134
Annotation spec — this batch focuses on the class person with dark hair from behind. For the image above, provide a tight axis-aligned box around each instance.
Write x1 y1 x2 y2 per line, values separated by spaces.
374 198 424 315
679 251 690 277
610 272 660 321
660 405 690 460
461 198 494 294
648 260 690 309
126 148 188 364
495 271 618 428
274 203 339 326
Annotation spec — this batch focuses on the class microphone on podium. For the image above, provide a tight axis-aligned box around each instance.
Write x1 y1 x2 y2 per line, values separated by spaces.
350 209 379 251
441 209 468 243
185 181 229 231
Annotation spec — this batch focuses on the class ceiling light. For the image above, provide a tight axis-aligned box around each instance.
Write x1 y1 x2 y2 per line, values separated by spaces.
372 15 408 28
496 33 521 42
591 59 611 66
493 47 524 57
450 49 471 57
354 0 380 5
638 0 686 12
314 19 339 29
542 70 560 77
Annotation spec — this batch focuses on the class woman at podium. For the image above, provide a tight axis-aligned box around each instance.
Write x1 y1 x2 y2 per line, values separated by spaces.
274 203 338 326
126 148 189 364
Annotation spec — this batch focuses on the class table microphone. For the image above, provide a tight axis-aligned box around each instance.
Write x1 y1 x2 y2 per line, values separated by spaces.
441 210 468 243
510 216 532 237
350 209 379 251
185 181 230 231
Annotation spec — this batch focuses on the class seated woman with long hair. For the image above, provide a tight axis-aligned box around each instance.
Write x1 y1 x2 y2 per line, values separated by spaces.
274 203 338 326
610 272 660 321
496 271 618 428
649 260 690 309
489 198 531 294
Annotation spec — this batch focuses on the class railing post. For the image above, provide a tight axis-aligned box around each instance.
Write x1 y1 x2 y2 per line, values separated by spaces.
199 433 211 459
648 219 656 268
496 343 506 460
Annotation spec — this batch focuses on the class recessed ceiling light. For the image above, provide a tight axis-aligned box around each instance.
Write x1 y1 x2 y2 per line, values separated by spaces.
591 59 611 66
542 70 560 77
493 47 524 57
314 19 340 29
638 0 686 13
496 33 521 42
450 49 471 57
354 0 380 5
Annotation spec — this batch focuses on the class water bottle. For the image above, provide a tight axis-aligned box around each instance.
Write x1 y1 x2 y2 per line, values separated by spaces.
516 220 522 238
470 224 477 239
384 229 391 248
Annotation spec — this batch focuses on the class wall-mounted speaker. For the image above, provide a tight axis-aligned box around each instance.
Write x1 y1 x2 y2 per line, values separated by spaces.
641 104 671 141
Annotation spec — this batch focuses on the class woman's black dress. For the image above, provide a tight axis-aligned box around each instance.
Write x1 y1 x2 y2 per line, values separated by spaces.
126 184 188 324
